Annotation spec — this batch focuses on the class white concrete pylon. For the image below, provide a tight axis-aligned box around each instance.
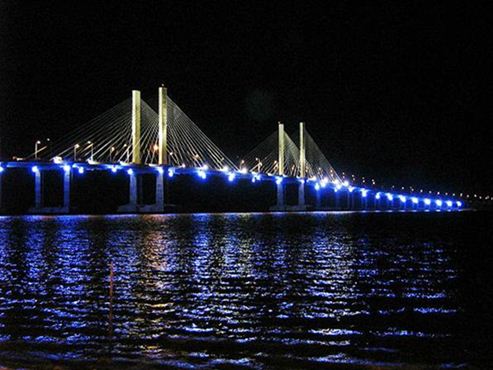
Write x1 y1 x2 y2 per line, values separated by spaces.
278 122 284 176
158 86 168 165
299 121 305 178
132 90 141 164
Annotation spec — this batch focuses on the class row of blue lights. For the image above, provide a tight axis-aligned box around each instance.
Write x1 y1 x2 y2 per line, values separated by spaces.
1 163 463 209
312 178 462 208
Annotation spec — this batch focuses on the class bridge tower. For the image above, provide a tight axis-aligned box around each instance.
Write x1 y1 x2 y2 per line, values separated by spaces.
276 122 285 208
132 90 141 165
118 88 165 213
297 121 306 209
158 86 168 165
118 90 142 212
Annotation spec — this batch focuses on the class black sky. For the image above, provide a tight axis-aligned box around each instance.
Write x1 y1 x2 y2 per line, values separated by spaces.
0 1 491 194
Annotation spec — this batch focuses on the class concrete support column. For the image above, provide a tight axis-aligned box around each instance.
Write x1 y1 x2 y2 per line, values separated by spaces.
132 90 141 164
158 86 168 165
298 181 305 207
129 172 138 209
138 175 144 205
119 169 167 213
0 171 3 211
34 169 42 209
155 171 164 211
276 182 284 208
62 168 71 211
315 190 321 209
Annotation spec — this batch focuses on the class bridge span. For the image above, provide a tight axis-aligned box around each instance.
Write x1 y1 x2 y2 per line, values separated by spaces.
0 86 464 214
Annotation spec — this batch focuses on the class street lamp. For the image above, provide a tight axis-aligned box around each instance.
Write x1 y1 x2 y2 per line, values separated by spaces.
74 144 80 161
34 140 41 160
34 138 51 160
87 141 94 161
109 146 115 162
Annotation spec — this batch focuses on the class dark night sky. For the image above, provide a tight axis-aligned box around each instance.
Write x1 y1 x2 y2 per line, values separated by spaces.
0 1 491 194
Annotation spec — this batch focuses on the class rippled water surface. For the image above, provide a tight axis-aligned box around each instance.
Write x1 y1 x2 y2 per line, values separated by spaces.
0 212 492 369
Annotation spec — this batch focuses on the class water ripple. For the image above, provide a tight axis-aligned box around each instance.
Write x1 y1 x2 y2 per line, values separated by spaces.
0 212 491 368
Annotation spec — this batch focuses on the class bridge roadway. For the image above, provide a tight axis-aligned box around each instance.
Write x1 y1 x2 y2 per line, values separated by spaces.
0 160 463 214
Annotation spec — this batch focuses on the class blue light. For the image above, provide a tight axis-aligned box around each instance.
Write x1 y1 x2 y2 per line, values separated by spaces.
435 199 443 207
399 195 406 203
348 186 355 193
168 168 175 177
375 192 381 200
127 168 133 175
0 166 4 173
31 165 39 173
111 166 118 173
63 165 71 172
78 167 85 174
228 173 235 182
456 201 462 207
198 169 207 179
361 189 368 197
275 176 283 185
446 200 453 207
386 193 393 201
315 183 320 191
251 173 261 183
424 198 431 206
157 167 164 174
411 197 419 204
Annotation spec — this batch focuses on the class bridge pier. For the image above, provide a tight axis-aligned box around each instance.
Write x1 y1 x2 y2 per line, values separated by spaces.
139 171 165 213
61 168 71 212
293 180 307 211
349 191 354 210
0 170 3 212
118 171 138 212
276 181 285 209
118 170 165 213
315 189 321 209
29 167 71 214
34 168 42 209
362 195 368 210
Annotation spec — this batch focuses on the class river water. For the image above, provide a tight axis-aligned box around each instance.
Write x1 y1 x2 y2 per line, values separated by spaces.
0 212 491 369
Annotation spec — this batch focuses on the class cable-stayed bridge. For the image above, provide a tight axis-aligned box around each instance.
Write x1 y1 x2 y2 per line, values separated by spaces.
0 86 464 214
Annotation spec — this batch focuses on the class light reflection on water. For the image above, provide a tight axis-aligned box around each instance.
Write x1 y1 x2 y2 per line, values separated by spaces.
0 212 490 368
